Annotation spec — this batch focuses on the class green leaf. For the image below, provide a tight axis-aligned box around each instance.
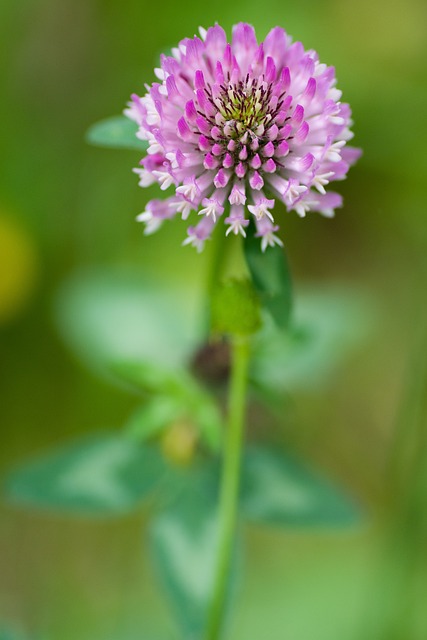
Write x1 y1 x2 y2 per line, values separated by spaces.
149 464 238 637
111 360 191 396
5 433 166 516
85 115 148 151
244 222 292 330
54 269 203 381
126 396 187 442
251 287 373 394
240 447 360 527
120 366 222 452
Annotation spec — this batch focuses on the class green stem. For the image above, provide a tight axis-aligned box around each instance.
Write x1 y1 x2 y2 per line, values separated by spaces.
205 336 250 640
204 223 227 334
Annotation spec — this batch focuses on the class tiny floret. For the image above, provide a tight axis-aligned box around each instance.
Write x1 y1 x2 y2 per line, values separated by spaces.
126 23 360 250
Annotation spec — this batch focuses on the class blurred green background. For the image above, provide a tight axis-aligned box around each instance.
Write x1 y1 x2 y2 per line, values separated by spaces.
1 0 427 638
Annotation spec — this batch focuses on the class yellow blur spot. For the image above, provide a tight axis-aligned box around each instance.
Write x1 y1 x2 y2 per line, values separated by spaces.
0 213 39 324
161 420 198 467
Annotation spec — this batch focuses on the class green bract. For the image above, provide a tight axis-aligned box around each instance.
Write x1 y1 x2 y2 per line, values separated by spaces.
211 279 262 337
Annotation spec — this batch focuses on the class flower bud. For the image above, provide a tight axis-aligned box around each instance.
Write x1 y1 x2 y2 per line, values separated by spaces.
161 420 198 466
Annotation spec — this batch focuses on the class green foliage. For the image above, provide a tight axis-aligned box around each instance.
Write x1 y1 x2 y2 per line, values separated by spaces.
244 223 292 330
126 396 188 442
149 464 236 638
251 287 372 394
54 270 202 378
116 362 223 452
55 269 371 398
211 279 262 337
111 360 191 396
85 115 148 151
125 392 223 453
241 448 359 527
5 433 166 516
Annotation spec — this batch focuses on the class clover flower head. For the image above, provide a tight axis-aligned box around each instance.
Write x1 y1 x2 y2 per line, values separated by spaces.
127 23 361 251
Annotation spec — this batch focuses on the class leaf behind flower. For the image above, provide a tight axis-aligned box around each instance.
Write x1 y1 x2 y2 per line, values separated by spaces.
54 269 203 381
251 286 373 394
244 222 293 330
85 115 148 151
